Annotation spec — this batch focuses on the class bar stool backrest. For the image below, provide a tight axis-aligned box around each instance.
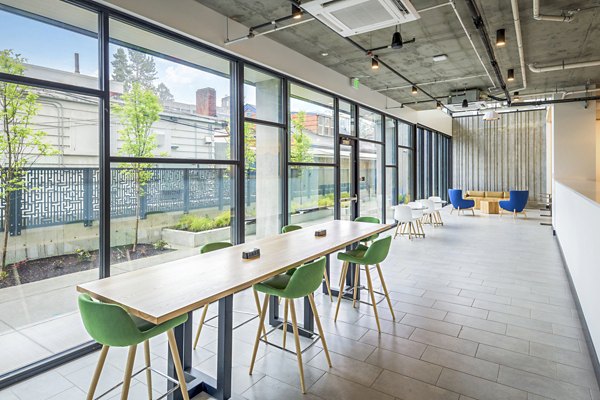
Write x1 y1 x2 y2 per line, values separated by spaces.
200 241 232 254
362 236 392 265
282 224 302 233
420 199 436 213
394 205 414 223
282 257 327 299
78 293 142 347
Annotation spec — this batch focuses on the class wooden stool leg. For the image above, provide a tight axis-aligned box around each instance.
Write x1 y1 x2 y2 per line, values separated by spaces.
334 262 349 322
144 340 152 399
167 330 190 400
376 264 395 321
323 270 333 302
308 294 332 367
253 289 268 342
193 304 209 350
120 344 137 400
352 265 360 308
289 299 306 394
87 345 109 400
282 299 289 349
364 264 381 333
250 294 270 375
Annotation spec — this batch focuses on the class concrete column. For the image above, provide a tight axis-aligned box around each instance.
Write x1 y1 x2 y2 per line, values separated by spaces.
255 78 281 238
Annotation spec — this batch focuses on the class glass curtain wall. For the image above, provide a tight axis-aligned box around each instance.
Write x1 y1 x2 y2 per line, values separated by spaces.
107 18 237 273
398 121 414 204
385 117 397 223
416 126 451 201
358 108 384 221
0 0 101 376
243 67 283 240
288 83 335 227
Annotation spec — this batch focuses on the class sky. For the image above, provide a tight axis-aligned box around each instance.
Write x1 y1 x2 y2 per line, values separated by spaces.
0 8 329 113
0 9 230 105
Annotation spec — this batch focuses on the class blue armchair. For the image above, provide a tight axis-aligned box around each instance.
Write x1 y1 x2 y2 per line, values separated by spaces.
448 189 475 215
499 190 529 218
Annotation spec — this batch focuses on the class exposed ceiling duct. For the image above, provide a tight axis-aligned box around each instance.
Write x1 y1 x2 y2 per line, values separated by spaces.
510 0 527 90
449 0 496 88
529 59 600 73
533 0 575 22
463 0 511 102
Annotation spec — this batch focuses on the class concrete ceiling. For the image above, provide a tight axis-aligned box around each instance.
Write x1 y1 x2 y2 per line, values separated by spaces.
197 0 600 110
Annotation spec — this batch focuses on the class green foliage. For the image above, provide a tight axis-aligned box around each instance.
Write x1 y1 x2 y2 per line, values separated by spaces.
113 82 162 251
111 48 159 93
398 193 410 204
290 192 342 213
0 49 59 271
156 82 174 104
290 111 313 163
153 239 169 251
244 123 256 173
175 211 231 233
75 248 92 262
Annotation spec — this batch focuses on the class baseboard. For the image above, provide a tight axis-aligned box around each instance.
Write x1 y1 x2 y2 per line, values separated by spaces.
554 235 600 387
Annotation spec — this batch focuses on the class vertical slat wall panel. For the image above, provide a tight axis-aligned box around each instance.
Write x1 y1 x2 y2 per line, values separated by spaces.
451 110 546 202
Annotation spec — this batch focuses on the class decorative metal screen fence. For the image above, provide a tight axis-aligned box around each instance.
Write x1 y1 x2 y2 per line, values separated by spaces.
0 167 233 235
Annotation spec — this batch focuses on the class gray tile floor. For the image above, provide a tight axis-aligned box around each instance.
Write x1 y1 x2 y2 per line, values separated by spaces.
1 208 599 400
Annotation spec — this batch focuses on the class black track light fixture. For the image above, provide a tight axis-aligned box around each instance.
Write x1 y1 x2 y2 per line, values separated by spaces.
462 98 469 108
507 68 515 81
292 4 303 19
391 25 403 49
371 57 379 70
411 86 418 95
496 29 506 47
436 101 442 110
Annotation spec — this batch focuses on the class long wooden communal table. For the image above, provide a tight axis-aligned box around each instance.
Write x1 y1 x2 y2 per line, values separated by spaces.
77 220 392 400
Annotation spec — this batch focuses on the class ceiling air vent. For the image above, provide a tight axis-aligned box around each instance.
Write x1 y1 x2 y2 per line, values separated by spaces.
301 0 420 37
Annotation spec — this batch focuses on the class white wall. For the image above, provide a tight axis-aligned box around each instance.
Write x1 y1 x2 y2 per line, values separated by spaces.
553 102 597 181
417 109 452 136
98 0 452 134
554 181 600 362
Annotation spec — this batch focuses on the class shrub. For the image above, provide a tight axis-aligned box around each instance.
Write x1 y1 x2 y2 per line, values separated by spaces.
153 240 169 251
174 211 231 233
75 248 92 262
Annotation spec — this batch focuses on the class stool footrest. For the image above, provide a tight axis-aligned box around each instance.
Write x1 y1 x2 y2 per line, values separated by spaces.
94 365 180 400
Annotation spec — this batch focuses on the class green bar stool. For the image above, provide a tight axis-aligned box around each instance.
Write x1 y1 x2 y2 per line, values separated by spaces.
281 224 333 301
334 236 395 332
193 241 267 350
78 293 190 400
354 216 380 246
249 257 332 394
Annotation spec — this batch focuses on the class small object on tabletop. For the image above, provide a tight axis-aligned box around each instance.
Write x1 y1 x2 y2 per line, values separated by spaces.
242 248 261 259
315 229 327 237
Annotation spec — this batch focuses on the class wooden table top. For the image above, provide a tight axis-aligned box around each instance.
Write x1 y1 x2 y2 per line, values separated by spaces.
77 220 392 324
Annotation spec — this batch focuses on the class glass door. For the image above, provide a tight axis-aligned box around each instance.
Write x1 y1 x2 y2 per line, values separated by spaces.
339 137 358 220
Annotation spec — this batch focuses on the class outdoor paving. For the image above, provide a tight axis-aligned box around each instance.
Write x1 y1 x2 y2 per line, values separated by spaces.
1 208 599 400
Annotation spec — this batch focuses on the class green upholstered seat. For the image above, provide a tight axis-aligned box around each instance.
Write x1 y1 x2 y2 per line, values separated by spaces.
337 235 391 266
281 224 302 233
254 257 326 299
78 293 187 347
200 241 232 254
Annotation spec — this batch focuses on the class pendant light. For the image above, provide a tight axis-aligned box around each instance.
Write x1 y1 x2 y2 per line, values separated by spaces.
411 86 418 95
507 68 515 81
496 29 506 47
292 4 303 19
462 98 468 108
371 57 379 70
391 25 403 49
483 110 500 121
436 101 442 110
